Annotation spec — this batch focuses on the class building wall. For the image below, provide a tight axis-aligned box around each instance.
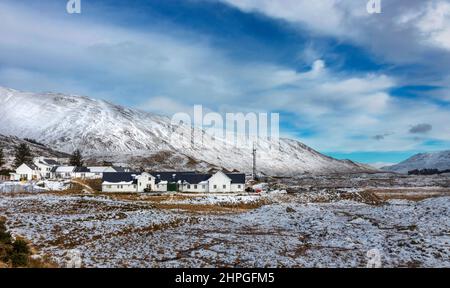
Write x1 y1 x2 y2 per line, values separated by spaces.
34 162 53 179
208 171 232 193
136 173 156 192
102 183 137 193
73 172 103 179
154 182 168 192
12 164 39 181
55 172 73 179
179 183 209 193
231 183 245 192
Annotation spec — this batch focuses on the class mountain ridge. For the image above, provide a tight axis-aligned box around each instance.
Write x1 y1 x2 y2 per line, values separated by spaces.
0 86 372 175
382 150 450 174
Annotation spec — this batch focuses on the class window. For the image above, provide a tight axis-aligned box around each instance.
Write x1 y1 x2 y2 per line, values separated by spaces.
107 185 111 189
238 185 241 189
202 185 206 189
194 185 197 189
134 185 137 189
213 185 217 189
223 185 226 189
187 185 191 189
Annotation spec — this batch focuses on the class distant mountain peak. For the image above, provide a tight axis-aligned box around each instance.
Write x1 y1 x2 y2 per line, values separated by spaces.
382 150 450 174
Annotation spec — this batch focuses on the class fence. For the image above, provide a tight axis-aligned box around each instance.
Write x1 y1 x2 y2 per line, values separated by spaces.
0 182 46 193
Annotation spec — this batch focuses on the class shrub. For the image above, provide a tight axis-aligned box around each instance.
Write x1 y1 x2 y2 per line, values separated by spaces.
13 239 30 255
10 252 29 267
0 220 12 245
0 219 31 267
24 138 45 147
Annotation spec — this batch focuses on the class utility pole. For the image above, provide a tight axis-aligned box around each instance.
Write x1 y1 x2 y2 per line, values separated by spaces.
252 142 257 181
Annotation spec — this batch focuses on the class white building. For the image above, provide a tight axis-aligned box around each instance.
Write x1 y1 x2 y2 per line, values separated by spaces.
10 163 40 181
52 166 76 179
34 157 61 179
10 157 61 181
52 166 129 180
102 171 246 193
102 172 155 193
72 166 125 179
10 155 130 181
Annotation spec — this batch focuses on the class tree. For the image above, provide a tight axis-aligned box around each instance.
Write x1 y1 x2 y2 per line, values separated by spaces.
13 144 32 168
0 148 4 168
70 149 84 167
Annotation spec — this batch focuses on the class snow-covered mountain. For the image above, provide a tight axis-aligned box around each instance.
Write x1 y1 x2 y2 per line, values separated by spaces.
382 151 450 174
0 87 371 175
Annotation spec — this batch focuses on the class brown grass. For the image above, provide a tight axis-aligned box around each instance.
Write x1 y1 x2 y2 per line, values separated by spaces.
367 188 450 201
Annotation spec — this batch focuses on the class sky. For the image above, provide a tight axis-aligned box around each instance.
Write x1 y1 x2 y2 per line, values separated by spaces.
1 0 450 165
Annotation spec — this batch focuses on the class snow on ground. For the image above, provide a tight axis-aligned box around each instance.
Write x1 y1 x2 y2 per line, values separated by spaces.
0 180 70 193
0 190 448 268
159 193 282 206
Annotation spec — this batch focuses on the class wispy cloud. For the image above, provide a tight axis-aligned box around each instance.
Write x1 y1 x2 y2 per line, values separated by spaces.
0 0 449 162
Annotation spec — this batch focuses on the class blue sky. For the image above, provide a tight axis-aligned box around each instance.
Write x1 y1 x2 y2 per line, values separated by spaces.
1 0 450 165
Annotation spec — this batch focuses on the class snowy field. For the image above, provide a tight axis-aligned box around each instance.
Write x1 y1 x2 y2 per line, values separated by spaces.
0 174 449 268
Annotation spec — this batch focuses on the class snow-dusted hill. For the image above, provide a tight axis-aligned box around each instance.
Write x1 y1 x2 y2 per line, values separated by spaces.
0 134 70 169
382 151 450 174
0 87 371 175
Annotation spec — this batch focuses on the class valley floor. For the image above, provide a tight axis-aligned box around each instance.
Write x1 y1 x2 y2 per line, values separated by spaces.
0 173 449 268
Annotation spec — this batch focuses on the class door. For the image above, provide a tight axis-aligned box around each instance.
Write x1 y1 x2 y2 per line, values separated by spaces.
167 183 177 192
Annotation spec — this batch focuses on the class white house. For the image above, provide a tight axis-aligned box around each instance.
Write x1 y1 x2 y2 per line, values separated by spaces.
52 166 76 179
10 163 40 181
72 166 123 179
34 157 61 179
10 155 132 182
102 171 246 193
102 172 155 193
10 157 61 181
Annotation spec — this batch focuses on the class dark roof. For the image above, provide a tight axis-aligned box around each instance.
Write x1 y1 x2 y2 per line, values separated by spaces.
150 172 200 184
24 163 38 170
179 174 212 184
102 171 246 185
112 166 131 172
102 172 138 183
226 174 246 184
150 171 246 184
74 167 90 173
42 159 60 165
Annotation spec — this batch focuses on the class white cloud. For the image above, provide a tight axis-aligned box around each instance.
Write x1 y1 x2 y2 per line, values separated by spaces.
140 97 195 116
415 1 450 50
1 0 450 155
221 0 347 36
220 0 450 61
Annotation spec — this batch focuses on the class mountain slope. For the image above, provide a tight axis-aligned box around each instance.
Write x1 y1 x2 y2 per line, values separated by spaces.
382 151 450 174
0 87 371 175
0 134 70 169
